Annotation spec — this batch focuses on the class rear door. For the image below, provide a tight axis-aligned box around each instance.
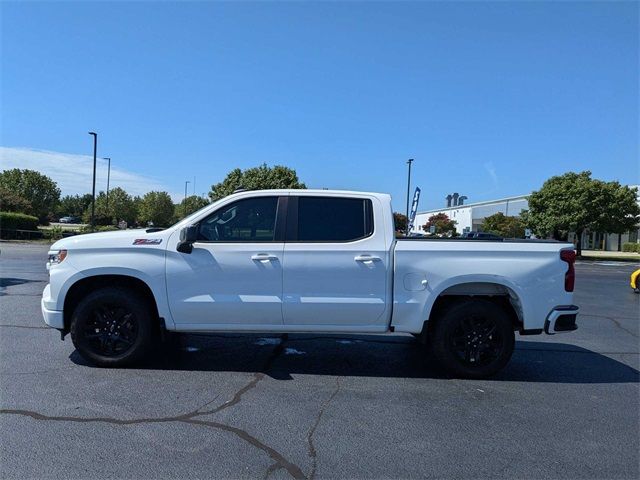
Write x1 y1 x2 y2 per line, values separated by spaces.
282 194 390 330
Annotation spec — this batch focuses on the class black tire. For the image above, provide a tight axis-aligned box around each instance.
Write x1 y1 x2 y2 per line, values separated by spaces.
429 299 515 379
70 287 154 367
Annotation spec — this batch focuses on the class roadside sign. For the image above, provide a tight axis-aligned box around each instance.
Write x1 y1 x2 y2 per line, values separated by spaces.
525 228 532 238
429 225 436 234
407 187 421 232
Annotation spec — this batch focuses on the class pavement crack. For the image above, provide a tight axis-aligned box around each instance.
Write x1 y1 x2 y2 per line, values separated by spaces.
0 408 177 425
194 373 265 416
264 462 284 480
184 418 306 479
0 407 306 479
192 334 287 416
580 314 639 338
306 377 342 480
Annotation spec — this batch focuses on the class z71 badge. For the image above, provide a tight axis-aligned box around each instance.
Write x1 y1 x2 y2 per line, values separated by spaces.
133 238 162 245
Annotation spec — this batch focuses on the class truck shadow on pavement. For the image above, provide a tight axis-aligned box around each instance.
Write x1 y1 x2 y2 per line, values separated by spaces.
0 277 43 296
70 333 640 384
0 277 41 288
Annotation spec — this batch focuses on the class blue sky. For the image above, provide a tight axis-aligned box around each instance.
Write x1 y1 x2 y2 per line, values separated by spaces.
1 1 637 211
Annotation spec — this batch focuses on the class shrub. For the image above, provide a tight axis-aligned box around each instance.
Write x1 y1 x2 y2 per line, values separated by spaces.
622 242 640 253
0 211 39 230
79 225 120 234
0 211 39 238
44 226 64 241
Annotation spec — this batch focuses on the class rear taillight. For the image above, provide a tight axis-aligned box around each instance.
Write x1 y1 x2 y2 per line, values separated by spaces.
560 249 576 292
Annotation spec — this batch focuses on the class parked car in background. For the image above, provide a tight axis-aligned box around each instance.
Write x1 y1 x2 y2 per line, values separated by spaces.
464 231 503 240
58 216 81 224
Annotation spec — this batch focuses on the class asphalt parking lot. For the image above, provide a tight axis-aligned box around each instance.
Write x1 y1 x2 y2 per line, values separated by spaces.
1 242 638 479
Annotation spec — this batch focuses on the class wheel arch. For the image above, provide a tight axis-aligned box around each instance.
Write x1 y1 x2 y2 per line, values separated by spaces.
422 280 525 337
63 274 161 333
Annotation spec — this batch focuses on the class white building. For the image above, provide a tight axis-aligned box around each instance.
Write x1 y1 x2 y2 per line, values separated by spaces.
412 187 639 252
413 194 530 235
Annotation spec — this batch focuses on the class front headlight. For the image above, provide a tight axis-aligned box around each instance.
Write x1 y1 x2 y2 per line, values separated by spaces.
47 249 67 270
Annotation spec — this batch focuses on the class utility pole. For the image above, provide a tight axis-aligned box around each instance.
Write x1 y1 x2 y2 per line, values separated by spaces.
88 132 98 228
184 181 190 202
405 158 414 235
103 157 111 209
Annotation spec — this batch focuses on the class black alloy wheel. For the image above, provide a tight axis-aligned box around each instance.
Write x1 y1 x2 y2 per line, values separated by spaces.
81 304 139 357
449 314 504 367
430 299 515 378
70 287 153 367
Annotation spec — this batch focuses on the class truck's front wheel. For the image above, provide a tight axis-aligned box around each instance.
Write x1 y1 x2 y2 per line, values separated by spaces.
70 287 153 367
430 299 515 378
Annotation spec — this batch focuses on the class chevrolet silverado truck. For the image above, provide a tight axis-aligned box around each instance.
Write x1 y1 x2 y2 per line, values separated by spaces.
42 189 579 378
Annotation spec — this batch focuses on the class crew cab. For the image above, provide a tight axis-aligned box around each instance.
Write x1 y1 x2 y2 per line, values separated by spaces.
42 189 578 378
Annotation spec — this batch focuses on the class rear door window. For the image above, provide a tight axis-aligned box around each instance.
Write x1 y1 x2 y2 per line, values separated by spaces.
295 197 373 242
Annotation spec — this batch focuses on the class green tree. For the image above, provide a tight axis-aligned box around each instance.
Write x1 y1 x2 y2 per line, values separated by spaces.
524 171 640 256
84 187 137 226
175 195 209 220
0 169 61 222
393 212 408 233
481 212 526 238
138 191 175 227
209 164 305 201
422 213 457 236
57 194 93 217
0 185 32 213
132 195 143 223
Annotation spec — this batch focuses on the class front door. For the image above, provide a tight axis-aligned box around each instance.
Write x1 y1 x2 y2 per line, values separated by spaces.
166 196 285 328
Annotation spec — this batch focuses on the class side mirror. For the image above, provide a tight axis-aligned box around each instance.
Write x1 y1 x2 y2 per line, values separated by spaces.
177 225 198 253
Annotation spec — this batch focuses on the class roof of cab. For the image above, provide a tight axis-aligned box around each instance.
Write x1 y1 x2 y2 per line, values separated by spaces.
227 188 391 200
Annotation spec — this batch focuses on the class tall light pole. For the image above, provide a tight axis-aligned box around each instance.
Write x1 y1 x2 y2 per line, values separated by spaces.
103 157 111 209
405 158 414 235
88 132 98 228
184 181 190 202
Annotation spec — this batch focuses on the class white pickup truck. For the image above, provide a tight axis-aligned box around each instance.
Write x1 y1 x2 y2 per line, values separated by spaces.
42 189 578 378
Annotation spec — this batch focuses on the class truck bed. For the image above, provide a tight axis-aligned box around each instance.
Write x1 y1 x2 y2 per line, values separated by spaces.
391 238 574 334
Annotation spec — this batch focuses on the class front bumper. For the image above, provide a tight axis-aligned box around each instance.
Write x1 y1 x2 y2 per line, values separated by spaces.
41 284 64 329
544 305 579 334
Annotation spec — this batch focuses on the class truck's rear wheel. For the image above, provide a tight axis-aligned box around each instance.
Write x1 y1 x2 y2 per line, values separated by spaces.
430 299 514 378
70 287 153 367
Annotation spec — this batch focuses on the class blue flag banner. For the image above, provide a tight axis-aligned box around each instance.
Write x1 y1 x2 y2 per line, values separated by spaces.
407 187 421 232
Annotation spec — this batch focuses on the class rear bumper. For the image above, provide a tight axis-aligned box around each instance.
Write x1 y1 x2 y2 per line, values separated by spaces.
41 284 64 329
544 305 579 334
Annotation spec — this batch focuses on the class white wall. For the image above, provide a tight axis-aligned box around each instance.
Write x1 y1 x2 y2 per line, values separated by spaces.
413 206 472 233
412 195 529 234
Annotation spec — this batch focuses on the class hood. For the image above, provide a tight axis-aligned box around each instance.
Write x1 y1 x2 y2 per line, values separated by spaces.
50 228 174 251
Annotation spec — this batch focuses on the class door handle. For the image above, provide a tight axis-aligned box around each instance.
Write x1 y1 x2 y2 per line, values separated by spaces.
354 255 381 262
251 253 278 261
